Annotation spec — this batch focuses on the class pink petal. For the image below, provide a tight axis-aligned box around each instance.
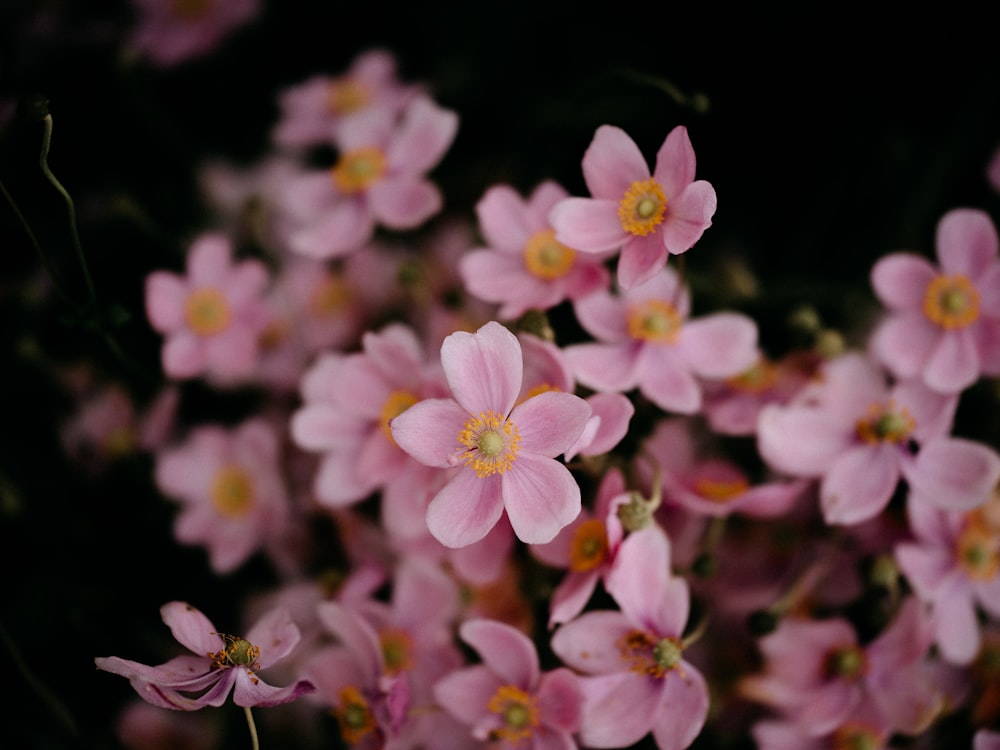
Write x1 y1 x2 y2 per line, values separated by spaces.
186 234 232 284
389 397 469 468
145 272 187 332
245 607 300 668
367 177 442 229
440 321 522 415
161 332 205 379
617 232 668 290
548 571 600 628
426 469 505 548
936 208 999 277
652 125 696 199
510 391 592 457
924 327 980 393
161 602 221 654
581 125 651 199
678 312 758 378
433 664 501 725
571 290 630 342
291 404 367 452
232 672 315 708
536 668 583 734
820 443 900 525
385 97 458 175
650 663 709 750
905 436 1000 512
566 342 640 392
608 527 687 635
502 453 581 544
475 183 534 251
460 619 539 688
550 610 635 675
757 404 852 477
288 200 374 259
577 672 661 748
870 253 937 310
635 346 702 414
868 312 941 380
549 197 628 253
662 180 717 254
567 392 634 458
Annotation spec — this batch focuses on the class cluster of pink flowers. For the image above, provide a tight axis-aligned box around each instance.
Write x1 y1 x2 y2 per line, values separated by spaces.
79 47 1000 750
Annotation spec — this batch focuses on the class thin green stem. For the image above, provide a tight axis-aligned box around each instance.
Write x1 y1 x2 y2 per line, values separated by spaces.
244 705 260 750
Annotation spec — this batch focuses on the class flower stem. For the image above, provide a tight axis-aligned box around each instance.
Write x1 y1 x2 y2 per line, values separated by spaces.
243 705 260 750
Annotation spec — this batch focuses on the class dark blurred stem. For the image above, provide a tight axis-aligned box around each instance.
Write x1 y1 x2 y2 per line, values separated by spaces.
244 706 260 750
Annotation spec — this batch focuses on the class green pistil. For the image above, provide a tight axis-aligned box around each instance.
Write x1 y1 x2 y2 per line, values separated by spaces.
478 430 504 456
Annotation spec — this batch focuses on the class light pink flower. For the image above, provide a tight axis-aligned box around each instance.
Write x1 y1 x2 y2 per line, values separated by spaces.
390 321 591 547
95 602 314 710
565 267 758 414
869 208 1000 393
145 233 270 383
434 618 583 749
282 96 458 260
549 124 717 289
460 181 610 318
127 0 260 67
551 524 709 749
154 419 291 574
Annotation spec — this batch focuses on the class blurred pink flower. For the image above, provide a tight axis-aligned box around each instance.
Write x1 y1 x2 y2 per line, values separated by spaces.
127 0 260 67
549 124 717 289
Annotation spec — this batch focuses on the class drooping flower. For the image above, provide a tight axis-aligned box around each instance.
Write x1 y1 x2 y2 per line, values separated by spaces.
434 618 583 748
549 124 717 289
95 602 314 710
869 208 1000 393
460 181 610 319
145 233 270 383
390 320 591 547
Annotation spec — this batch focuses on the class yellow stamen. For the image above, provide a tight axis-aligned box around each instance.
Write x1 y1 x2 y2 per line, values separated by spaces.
854 401 916 444
457 410 521 478
627 299 682 343
210 465 255 518
328 80 371 115
568 518 609 572
725 359 778 394
380 390 419 442
957 507 1000 581
309 275 356 317
486 685 540 744
184 288 231 337
523 229 577 280
831 721 882 750
209 633 260 671
618 179 667 236
617 630 683 679
335 686 377 745
693 477 750 502
823 645 867 682
379 628 414 675
331 147 387 194
923 274 980 330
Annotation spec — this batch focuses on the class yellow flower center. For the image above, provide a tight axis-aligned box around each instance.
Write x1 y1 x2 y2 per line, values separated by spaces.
486 685 540 744
627 299 682 343
457 411 521 478
380 390 419 443
327 80 371 115
336 686 377 745
210 465 255 518
568 518 609 572
823 645 868 682
331 146 387 194
617 630 683 679
184 288 231 337
379 628 415 675
309 275 356 317
923 274 980 330
831 721 882 750
170 0 212 20
725 359 778 394
523 229 577 280
958 508 1000 581
209 633 260 672
693 476 750 503
618 179 667 236
854 401 916 445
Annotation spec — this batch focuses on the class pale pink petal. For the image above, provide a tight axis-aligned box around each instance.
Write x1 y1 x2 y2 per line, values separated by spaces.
291 405 367 452
650 663 709 750
577 672 660 748
567 392 634 458
549 198 628 253
161 332 205 379
475 184 534 250
245 607 300 667
662 180 717 254
894 543 951 600
536 668 583 734
460 619 539 688
203 330 258 380
440 321 522 415
288 200 374 259
571 290 630 342
581 125 651 199
526 180 571 224
635 345 702 414
820 443 899 525
924 327 980 393
757 404 852 477
161 602 220 654
145 272 187 332
367 177 442 229
449 519 513 585
426 470 505 548
973 317 1000 374
678 312 758 378
904 436 1000 512
502 454 581 544
870 253 938 310
433 664 501 725
652 125 696 199
936 577 981 664
608 527 687 635
186 234 231 284
510 391 591 457
617 232 668 290
385 97 458 175
460 249 539 307
390 397 469 468
550 610 635 675
548 571 600 628
936 208 999 277
232 672 315 708
868 312 941 380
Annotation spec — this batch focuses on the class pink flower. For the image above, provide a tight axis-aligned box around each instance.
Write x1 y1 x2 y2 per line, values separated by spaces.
550 524 710 749
282 96 458 259
390 321 592 547
549 124 717 289
460 181 610 318
95 602 314 710
869 208 1000 393
434 618 583 748
154 419 291 574
565 267 758 414
145 233 270 383
127 0 260 67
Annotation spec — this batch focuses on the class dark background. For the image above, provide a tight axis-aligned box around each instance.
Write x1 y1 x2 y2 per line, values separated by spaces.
1 2 999 748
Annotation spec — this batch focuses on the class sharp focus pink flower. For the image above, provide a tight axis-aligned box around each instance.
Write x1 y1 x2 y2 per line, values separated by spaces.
549 124 717 289
145 233 270 383
390 321 592 547
869 208 1000 393
127 0 260 67
565 267 758 415
282 95 458 260
95 602 314 710
433 618 583 748
460 181 611 318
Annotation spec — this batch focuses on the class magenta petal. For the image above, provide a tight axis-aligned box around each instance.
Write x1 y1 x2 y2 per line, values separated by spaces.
617 233 668 290
650 664 709 750
871 253 937 310
653 125 696 198
820 444 899 525
367 177 442 229
440 321 522 415
905 436 1000 512
161 602 221 654
549 197 628 253
426 470 505 547
510 391 591 457
936 208 999 277
502 454 580 544
582 125 650 198
662 180 717 254
460 619 540 688
390 397 468 468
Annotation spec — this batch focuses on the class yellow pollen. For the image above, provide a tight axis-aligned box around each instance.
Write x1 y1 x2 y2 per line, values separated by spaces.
523 229 577 280
617 630 683 679
328 80 371 115
627 299 682 343
457 411 521 478
210 465 255 518
309 275 355 317
957 509 1000 581
331 147 387 194
335 686 377 744
380 390 419 443
923 274 980 330
693 477 750 502
855 401 916 444
618 179 667 236
379 628 415 675
823 645 867 682
725 359 778 394
487 685 540 744
209 633 260 671
568 518 609 572
184 287 231 337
